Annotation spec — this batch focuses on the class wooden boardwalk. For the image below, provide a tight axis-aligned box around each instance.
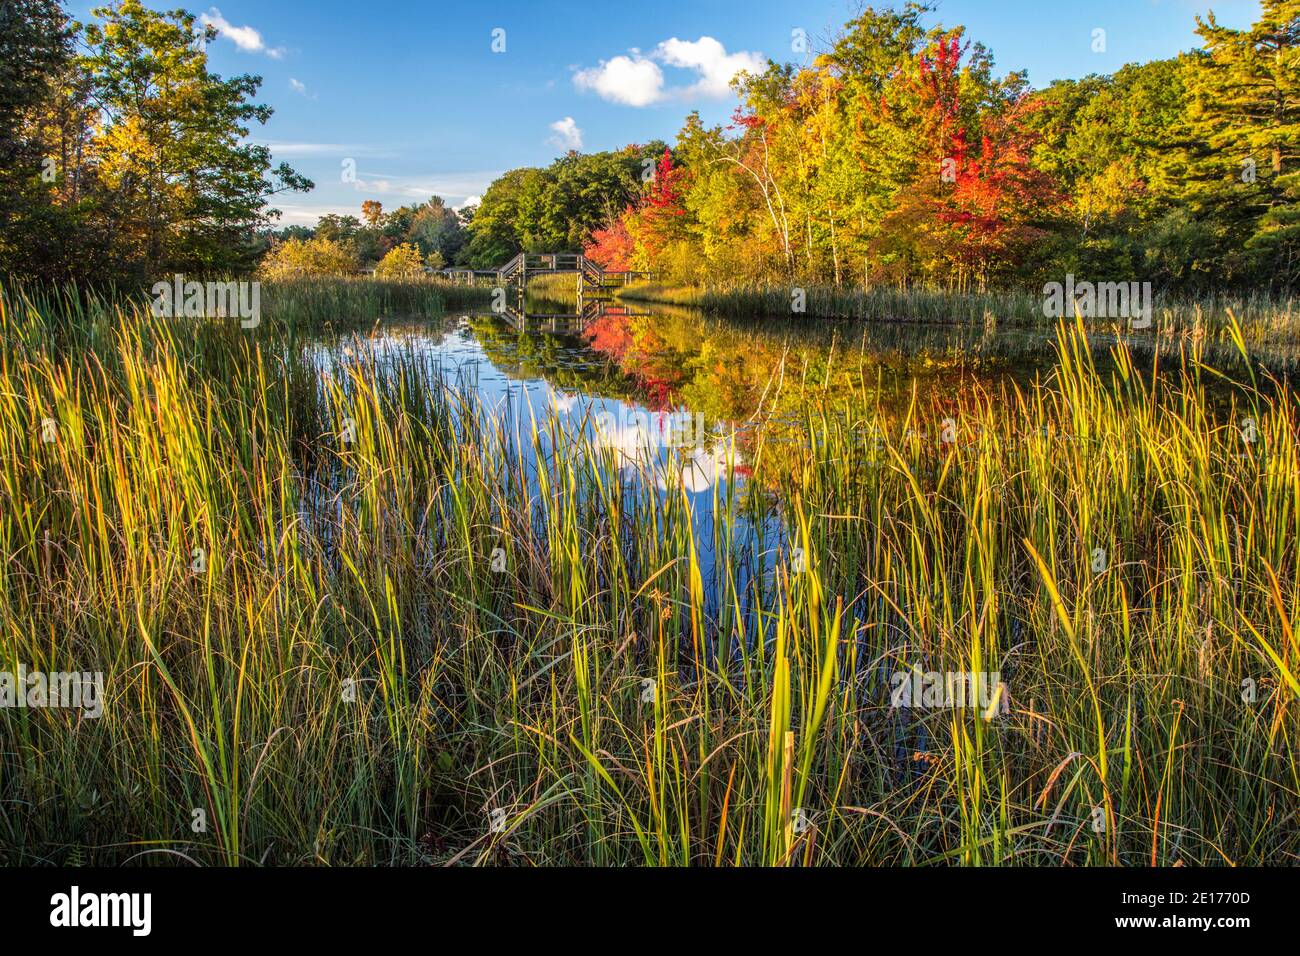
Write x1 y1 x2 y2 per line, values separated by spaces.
436 253 651 310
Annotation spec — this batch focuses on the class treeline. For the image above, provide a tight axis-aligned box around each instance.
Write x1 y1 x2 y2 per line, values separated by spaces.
463 144 669 266
485 1 1300 294
258 196 471 277
5 0 1296 294
0 0 311 284
250 145 675 275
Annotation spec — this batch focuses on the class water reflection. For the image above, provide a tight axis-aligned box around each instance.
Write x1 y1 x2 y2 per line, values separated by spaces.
308 299 1297 491
305 300 1295 619
304 306 748 502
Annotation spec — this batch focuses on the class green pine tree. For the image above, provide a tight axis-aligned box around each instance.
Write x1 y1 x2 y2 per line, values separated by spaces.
1186 0 1300 282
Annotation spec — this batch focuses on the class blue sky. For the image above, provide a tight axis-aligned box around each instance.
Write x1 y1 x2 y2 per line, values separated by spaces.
68 0 1263 225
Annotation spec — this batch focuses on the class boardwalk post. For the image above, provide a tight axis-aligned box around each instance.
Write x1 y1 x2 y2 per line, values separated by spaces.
489 251 610 315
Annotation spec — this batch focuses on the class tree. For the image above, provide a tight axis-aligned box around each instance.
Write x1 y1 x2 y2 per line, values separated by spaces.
626 148 690 271
361 200 384 228
0 0 76 278
1186 0 1300 283
53 0 312 279
407 196 464 261
0 1 72 159
374 242 426 278
584 216 635 271
465 144 667 267
260 237 358 278
316 214 362 242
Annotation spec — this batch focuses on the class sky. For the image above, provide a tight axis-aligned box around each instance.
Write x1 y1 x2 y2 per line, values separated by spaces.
67 0 1264 226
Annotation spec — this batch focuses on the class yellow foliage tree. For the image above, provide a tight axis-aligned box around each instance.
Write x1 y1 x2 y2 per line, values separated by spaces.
260 237 358 278
374 242 426 278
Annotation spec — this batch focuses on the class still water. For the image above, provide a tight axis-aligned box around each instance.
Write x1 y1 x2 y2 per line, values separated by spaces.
305 300 1291 618
308 298 1289 472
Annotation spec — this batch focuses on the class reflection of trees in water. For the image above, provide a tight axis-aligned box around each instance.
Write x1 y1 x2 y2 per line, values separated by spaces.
466 303 1296 494
582 306 1023 421
465 314 640 403
576 307 1033 492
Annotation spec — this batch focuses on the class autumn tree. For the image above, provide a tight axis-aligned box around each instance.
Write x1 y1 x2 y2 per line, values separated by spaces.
77 0 311 277
871 29 1056 288
361 200 384 227
625 148 690 272
374 242 426 278
584 216 635 271
260 237 358 278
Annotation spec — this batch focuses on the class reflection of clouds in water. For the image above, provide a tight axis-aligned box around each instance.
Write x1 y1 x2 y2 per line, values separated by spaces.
593 412 660 460
549 388 580 414
675 441 740 493
306 326 747 496
593 411 740 492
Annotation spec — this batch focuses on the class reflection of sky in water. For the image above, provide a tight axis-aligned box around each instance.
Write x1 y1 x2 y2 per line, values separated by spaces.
302 305 1292 658
308 318 743 493
305 317 779 625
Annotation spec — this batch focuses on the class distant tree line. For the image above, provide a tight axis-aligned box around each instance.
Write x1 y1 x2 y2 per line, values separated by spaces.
257 196 472 277
264 143 676 275
4 0 1297 294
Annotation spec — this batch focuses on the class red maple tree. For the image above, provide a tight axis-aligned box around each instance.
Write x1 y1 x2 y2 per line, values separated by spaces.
584 215 635 271
633 148 688 260
878 30 1058 287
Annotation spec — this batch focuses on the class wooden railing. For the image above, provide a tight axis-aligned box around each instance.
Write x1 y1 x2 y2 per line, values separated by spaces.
433 253 654 289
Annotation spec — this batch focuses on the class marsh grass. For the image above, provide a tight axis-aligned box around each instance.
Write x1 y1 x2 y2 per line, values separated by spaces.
0 281 1296 866
619 281 1300 349
0 277 492 353
256 276 493 332
526 273 580 299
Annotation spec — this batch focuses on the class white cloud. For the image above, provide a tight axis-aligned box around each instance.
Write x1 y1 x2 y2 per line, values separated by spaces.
592 409 739 493
354 177 393 193
201 8 286 59
272 203 366 227
548 116 583 151
574 53 665 107
550 389 580 413
572 36 763 107
655 37 765 99
263 172 501 226
332 169 502 205
288 78 313 97
673 442 740 494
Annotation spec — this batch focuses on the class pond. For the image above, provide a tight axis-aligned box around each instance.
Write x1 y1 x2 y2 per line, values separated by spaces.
308 298 1293 466
304 298 1294 623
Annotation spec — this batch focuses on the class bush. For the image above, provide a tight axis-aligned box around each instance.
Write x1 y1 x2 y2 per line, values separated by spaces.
374 242 426 278
260 237 359 279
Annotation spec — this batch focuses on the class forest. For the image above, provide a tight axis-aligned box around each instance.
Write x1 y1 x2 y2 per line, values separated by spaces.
573 1 1300 295
4 1 1298 296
